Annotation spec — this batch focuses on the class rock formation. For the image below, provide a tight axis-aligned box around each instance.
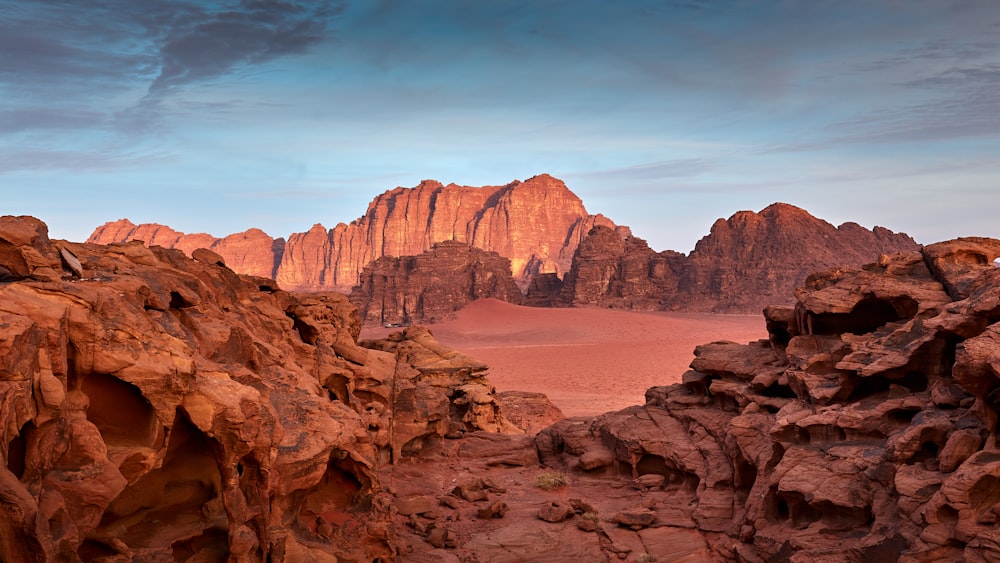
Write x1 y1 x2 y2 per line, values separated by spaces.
16 210 1000 561
89 174 613 293
554 203 919 313
350 240 524 325
679 202 920 311
0 215 522 561
557 225 685 310
87 219 284 280
533 237 1000 560
365 236 1000 561
87 182 920 319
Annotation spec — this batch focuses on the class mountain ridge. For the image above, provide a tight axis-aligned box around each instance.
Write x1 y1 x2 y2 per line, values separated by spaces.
89 174 612 292
88 176 919 318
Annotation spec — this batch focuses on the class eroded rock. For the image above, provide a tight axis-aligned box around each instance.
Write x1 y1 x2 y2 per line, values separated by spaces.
537 238 1000 560
0 216 536 561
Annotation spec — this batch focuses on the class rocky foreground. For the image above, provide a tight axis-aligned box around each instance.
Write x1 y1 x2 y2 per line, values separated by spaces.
384 236 1000 562
0 216 542 561
7 213 1000 561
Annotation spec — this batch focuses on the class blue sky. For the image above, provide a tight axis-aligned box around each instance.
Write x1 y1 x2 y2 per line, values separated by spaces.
2 0 998 253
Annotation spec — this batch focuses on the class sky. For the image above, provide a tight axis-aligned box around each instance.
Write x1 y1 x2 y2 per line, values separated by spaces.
2 0 999 254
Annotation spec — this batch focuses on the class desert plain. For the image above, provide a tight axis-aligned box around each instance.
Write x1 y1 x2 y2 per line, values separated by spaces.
361 298 765 417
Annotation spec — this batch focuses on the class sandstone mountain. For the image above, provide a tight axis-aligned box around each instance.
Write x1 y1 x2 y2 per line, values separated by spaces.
90 183 918 321
547 202 920 313
0 215 529 561
350 240 524 326
88 174 613 293
680 202 920 310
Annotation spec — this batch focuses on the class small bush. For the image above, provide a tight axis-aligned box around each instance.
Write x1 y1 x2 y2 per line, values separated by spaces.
582 511 600 522
534 470 569 490
635 554 658 562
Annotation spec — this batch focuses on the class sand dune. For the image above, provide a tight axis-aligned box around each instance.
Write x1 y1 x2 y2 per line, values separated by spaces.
361 299 766 417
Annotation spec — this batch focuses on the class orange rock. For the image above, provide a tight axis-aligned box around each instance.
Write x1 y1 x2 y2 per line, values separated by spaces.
89 174 613 294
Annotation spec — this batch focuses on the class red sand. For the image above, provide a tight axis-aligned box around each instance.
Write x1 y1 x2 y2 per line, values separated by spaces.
360 299 766 418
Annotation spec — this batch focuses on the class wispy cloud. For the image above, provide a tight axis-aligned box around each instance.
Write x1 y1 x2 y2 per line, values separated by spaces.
0 147 169 174
566 159 718 184
144 1 341 96
0 108 107 133
0 0 342 170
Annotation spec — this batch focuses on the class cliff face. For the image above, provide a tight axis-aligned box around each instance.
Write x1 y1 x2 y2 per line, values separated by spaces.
556 203 920 313
294 173 613 292
350 240 524 325
89 174 613 293
0 215 520 561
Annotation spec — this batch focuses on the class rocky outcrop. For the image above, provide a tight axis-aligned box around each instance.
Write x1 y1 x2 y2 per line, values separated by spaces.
350 240 524 325
535 238 1000 560
0 215 523 561
554 203 920 313
88 219 284 280
361 327 521 452
679 202 920 311
558 225 685 310
89 174 613 293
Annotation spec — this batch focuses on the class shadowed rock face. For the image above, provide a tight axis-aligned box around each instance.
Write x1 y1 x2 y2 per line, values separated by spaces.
535 239 1000 561
554 203 920 313
88 174 613 293
0 215 522 561
349 240 524 326
558 225 685 310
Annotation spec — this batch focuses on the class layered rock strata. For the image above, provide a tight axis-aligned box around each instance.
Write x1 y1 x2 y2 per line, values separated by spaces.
535 237 1000 560
0 215 520 561
350 240 524 325
89 174 613 293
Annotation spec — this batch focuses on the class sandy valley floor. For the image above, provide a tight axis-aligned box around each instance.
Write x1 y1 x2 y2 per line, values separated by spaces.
361 299 766 417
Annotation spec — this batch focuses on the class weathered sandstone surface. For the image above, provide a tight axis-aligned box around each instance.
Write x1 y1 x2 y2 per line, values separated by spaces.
530 237 1000 560
357 238 1000 562
552 203 919 313
556 225 685 310
0 216 526 561
350 240 524 326
14 211 1000 561
89 174 612 293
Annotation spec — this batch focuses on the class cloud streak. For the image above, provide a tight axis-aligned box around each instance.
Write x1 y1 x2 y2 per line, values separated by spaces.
2 0 999 252
145 0 341 95
1 1 340 134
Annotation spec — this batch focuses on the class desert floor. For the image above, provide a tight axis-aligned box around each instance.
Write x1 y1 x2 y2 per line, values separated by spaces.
360 299 766 418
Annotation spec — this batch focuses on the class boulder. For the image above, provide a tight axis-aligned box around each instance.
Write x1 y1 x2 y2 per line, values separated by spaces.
538 501 575 523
